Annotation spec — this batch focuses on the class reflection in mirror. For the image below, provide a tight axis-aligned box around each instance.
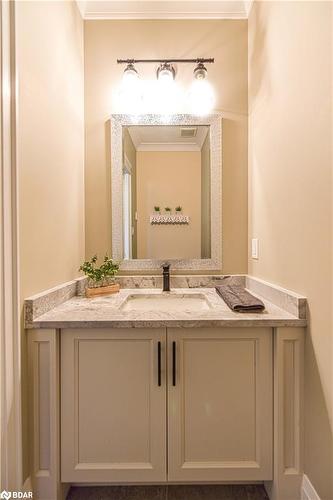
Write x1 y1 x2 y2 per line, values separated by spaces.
122 125 211 260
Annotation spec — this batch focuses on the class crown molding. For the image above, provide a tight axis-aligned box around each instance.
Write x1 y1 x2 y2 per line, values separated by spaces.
128 124 208 151
76 1 249 20
244 0 254 17
75 0 86 18
137 142 201 151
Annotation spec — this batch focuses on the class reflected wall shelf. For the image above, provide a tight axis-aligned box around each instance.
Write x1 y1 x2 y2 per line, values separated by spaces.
150 214 190 225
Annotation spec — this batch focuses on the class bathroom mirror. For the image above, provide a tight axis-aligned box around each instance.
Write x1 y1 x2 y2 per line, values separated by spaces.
111 114 222 270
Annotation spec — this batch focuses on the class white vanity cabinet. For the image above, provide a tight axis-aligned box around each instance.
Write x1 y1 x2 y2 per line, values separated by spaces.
167 327 273 482
60 327 272 484
61 328 167 483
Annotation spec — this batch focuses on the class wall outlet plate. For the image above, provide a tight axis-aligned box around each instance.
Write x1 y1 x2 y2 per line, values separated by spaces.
251 238 259 259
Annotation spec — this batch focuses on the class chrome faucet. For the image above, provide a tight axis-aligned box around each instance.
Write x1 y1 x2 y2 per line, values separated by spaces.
162 263 171 292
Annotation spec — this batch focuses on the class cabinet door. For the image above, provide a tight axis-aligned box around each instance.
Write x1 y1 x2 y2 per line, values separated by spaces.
61 328 166 483
168 327 272 482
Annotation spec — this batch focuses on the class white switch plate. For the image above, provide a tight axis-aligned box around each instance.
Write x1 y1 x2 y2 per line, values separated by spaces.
251 238 259 259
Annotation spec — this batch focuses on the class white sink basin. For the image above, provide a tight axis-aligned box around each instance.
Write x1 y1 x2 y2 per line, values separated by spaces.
120 293 211 312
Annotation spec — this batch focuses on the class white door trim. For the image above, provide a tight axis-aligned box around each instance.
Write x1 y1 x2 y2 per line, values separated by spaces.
0 0 22 490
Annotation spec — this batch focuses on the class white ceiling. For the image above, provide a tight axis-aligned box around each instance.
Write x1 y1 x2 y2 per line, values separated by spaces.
127 125 209 151
76 1 253 20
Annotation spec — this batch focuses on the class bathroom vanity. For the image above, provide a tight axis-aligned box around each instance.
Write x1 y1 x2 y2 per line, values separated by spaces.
25 114 306 500
25 275 306 500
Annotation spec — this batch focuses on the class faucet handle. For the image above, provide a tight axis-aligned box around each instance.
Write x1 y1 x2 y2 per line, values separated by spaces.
161 262 170 271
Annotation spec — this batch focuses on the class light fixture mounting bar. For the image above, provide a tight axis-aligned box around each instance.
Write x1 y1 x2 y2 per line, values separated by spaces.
117 58 214 64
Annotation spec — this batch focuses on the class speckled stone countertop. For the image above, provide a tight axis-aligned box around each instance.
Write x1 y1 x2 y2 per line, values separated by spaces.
25 279 307 329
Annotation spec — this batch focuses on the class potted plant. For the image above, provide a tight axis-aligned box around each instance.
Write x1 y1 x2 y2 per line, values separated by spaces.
175 205 182 213
79 255 120 298
154 206 160 213
165 207 172 213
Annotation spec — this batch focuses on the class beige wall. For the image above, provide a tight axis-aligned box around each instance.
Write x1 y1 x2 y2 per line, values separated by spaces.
136 151 201 259
16 0 84 479
84 19 248 272
248 2 332 499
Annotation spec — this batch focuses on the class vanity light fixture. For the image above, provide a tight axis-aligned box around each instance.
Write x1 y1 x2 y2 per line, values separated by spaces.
156 62 176 82
118 62 142 114
117 58 215 115
117 57 214 68
193 61 208 80
122 62 139 83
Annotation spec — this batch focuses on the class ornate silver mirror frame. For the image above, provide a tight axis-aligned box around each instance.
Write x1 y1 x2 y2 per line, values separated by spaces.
111 113 222 271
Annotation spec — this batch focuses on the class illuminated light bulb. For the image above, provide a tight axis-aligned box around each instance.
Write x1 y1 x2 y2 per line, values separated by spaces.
158 69 174 84
118 63 142 114
158 80 177 114
188 79 215 116
117 84 142 114
122 63 139 83
155 64 178 115
193 62 208 81
143 77 182 115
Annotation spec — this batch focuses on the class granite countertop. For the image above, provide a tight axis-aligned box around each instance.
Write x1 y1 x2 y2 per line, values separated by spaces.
25 285 307 329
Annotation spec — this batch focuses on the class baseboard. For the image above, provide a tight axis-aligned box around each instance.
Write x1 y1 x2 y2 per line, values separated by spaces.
24 476 320 500
302 475 321 500
22 476 32 492
61 483 71 500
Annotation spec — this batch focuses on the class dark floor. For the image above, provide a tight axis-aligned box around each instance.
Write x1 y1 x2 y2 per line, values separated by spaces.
66 485 269 500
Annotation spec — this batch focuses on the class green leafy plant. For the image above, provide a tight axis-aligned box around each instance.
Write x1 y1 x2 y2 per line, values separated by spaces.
154 206 160 212
165 207 171 212
175 206 182 212
79 255 119 288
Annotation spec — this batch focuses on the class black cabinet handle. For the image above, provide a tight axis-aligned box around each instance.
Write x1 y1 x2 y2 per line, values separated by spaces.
157 341 161 386
172 341 176 386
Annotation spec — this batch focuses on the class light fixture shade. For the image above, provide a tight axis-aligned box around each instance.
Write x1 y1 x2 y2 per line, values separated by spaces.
118 63 142 114
156 63 176 83
122 63 139 83
193 62 207 80
188 78 215 116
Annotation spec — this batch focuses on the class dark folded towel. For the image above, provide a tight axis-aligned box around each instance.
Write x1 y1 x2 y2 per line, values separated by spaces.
215 285 265 313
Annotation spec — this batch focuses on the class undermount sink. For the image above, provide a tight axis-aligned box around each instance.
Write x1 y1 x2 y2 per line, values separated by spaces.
120 293 211 312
